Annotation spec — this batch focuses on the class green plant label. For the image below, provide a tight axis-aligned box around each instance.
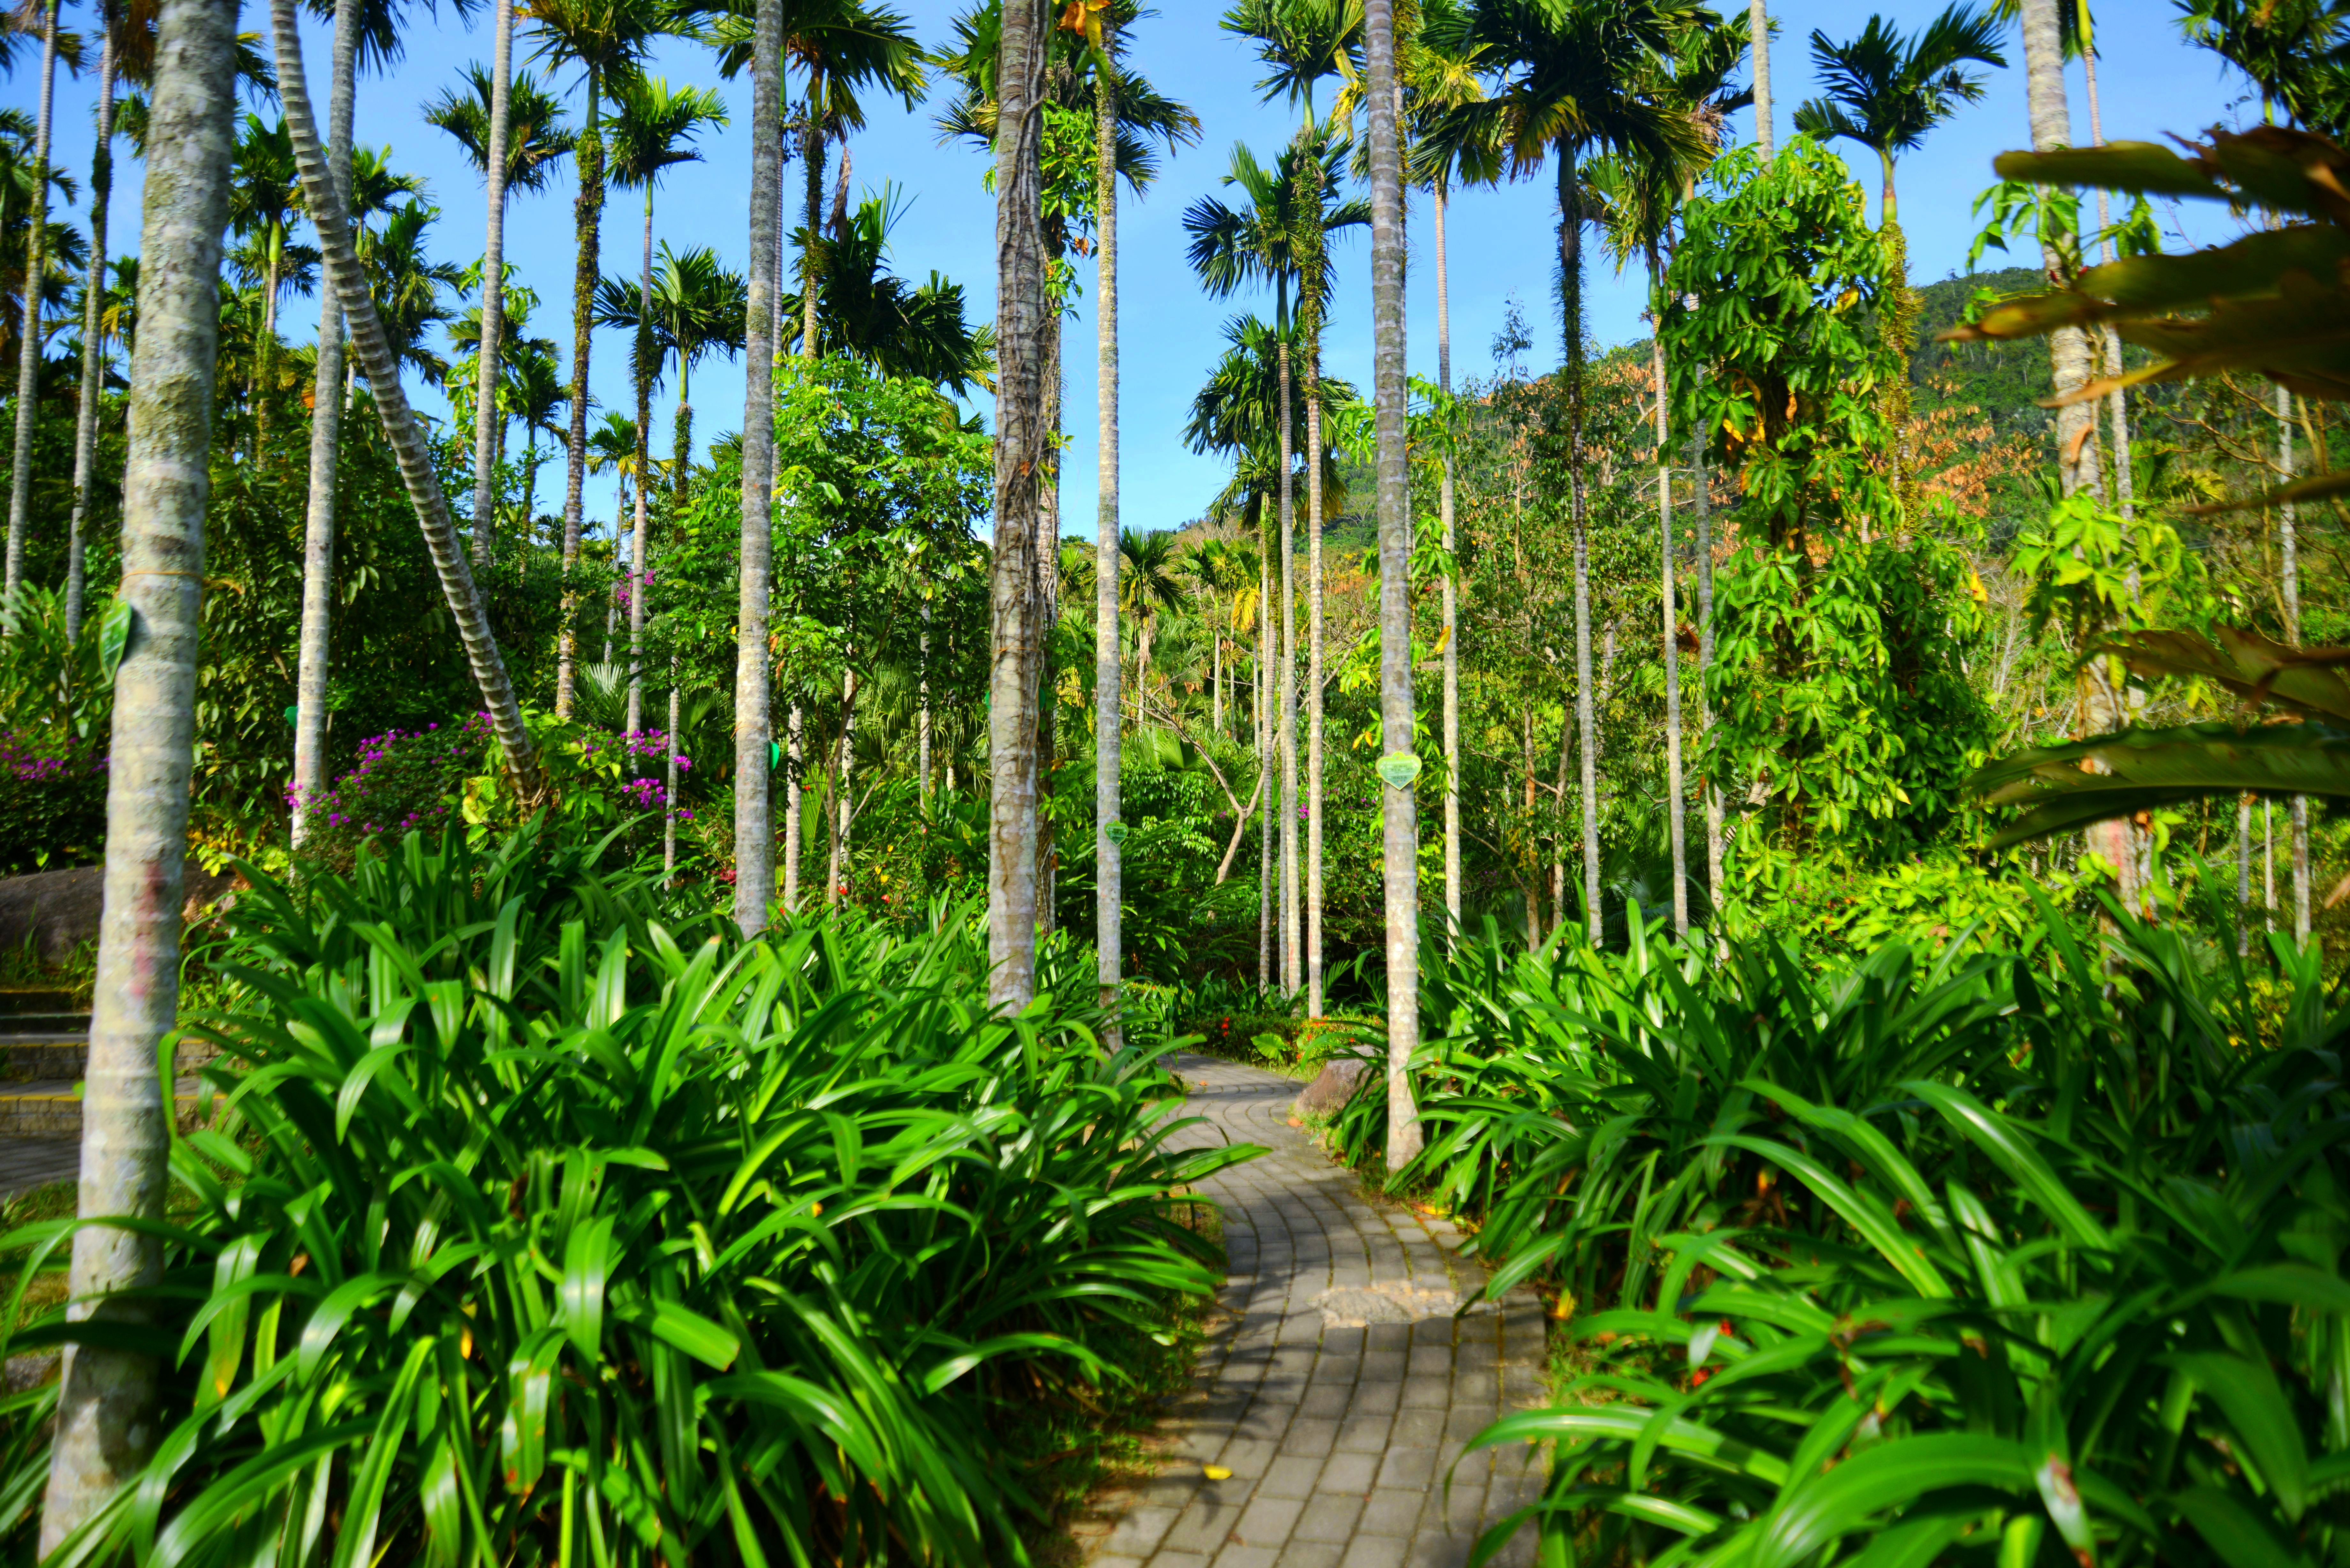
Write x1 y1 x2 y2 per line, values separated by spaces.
769 741 783 772
1105 822 1128 845
1376 752 1421 790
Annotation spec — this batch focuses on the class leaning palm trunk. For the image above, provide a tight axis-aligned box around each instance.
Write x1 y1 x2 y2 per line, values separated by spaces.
469 0 513 566
1364 0 1420 1167
732 0 784 938
289 0 360 852
556 74 605 718
3 0 61 608
269 0 536 788
1437 181 1461 934
64 2 120 645
1560 154 1603 943
1094 43 1123 1031
988 0 1049 1011
1654 323 1688 936
37 0 236 1541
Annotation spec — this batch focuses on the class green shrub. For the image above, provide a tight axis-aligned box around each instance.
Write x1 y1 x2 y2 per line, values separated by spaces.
1 824 1254 1565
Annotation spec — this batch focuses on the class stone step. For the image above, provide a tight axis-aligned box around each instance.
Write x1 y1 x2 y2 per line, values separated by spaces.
0 1015 89 1040
0 991 81 1019
0 1080 221 1140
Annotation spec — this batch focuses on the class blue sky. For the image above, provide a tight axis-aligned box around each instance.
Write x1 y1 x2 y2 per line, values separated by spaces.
19 0 2261 541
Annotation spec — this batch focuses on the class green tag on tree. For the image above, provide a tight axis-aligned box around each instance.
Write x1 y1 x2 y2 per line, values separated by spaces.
769 741 784 771
1104 822 1128 845
1376 752 1422 790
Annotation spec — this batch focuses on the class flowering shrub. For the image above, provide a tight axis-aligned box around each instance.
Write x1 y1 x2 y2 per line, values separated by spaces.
0 729 108 875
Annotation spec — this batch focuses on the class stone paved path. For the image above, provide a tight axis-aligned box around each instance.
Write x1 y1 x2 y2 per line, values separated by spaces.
1078 1054 1550 1568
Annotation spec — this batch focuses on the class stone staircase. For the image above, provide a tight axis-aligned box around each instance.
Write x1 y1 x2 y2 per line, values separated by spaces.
0 990 218 1141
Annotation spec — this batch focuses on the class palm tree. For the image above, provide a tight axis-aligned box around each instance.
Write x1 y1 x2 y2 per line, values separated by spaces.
1362 0 1420 1165
424 53 575 562
1438 0 1709 943
1794 5 2003 517
363 201 462 379
523 0 677 719
228 114 305 456
1184 135 1325 995
501 333 567 527
37 0 232 1539
4 0 65 609
63 0 122 646
1089 4 1121 1023
730 0 786 937
601 77 724 734
1407 0 1490 936
780 185 989 390
988 0 1047 1009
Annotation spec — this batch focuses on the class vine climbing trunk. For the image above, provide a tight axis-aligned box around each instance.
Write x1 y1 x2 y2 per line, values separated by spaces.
38 0 234 1541
557 69 605 718
291 0 359 852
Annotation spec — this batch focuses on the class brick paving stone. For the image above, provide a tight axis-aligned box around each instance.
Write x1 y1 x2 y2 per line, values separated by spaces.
1084 1055 1552 1568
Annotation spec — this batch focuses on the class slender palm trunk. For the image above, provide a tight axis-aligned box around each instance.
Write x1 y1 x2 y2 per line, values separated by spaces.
64 6 119 646
1365 0 1420 1166
1095 43 1123 1029
1306 338 1326 1017
1654 319 1687 936
290 0 359 852
603 476 622 661
2083 45 2132 522
270 0 536 786
4 0 61 606
1750 0 1772 160
829 669 856 903
1694 379 1720 912
556 71 604 719
1438 182 1460 935
671 363 692 499
662 673 679 881
782 703 802 909
734 0 784 938
2020 0 2129 903
1559 154 1602 943
37 0 235 1539
1212 629 1223 733
800 119 824 358
254 230 282 459
1277 312 1298 995
988 0 1048 1010
919 601 932 801
627 191 653 739
1037 326 1061 939
2238 793 2254 956
1259 544 1274 989
2279 384 2310 941
470 0 513 566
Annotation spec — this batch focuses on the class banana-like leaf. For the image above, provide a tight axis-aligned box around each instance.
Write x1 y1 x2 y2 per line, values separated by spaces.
1968 722 2350 848
2104 626 2350 724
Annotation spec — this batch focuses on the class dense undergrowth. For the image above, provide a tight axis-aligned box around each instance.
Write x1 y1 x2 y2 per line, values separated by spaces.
1327 896 2350 1568
0 823 1254 1566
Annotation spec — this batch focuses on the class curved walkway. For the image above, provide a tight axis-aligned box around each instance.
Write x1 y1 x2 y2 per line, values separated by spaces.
1076 1054 1549 1568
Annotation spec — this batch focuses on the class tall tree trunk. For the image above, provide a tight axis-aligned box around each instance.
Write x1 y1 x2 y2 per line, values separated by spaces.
2020 0 2129 904
1277 308 1298 995
829 669 856 904
800 118 824 358
1654 318 1687 936
734 0 783 938
1694 378 1720 914
1306 339 1325 1018
1749 0 1772 161
919 600 932 801
2279 384 2310 942
1365 0 1420 1167
2083 44 2133 522
988 0 1048 1011
663 674 679 881
1438 181 1460 935
64 3 120 646
628 191 653 739
469 0 512 567
603 476 622 661
1559 153 1602 943
2238 793 2253 956
1259 542 1273 990
270 0 536 786
556 70 604 718
1094 39 1123 1030
255 230 281 460
37 0 234 1539
1037 321 1061 939
782 703 802 909
3 0 61 606
290 0 359 853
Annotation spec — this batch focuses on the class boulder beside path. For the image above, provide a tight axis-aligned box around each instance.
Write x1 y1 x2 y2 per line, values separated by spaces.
0 863 239 964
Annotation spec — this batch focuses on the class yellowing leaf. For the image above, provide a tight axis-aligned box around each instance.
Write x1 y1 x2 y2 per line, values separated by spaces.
1203 1465 1233 1480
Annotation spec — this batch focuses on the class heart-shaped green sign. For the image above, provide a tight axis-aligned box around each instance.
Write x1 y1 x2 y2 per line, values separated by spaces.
1104 822 1128 845
1375 752 1422 790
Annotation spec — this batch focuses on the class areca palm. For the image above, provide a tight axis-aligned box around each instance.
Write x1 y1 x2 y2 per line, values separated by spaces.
780 186 989 390
2 0 68 611
1436 0 1710 944
63 0 123 645
585 407 635 660
522 0 679 719
228 114 303 456
1185 130 1361 996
